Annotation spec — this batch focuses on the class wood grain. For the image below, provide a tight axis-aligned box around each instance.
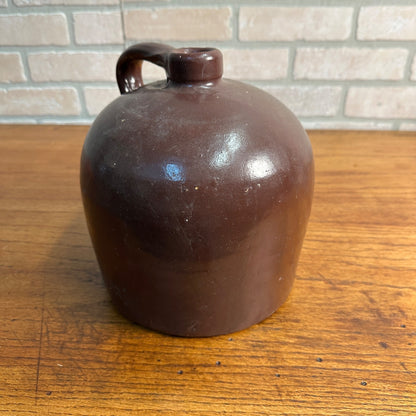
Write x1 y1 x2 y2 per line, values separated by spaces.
0 126 415 415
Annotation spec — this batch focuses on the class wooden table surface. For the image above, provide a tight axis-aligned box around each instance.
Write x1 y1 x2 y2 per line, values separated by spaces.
1 125 415 415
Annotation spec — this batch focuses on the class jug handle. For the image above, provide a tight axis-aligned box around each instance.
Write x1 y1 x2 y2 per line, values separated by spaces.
116 43 174 94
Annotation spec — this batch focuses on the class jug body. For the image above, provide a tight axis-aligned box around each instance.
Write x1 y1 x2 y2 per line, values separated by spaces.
80 43 314 337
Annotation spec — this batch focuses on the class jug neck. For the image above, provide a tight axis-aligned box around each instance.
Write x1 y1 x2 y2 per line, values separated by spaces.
167 48 223 84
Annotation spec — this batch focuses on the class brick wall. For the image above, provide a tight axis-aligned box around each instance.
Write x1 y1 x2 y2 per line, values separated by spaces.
1 0 416 130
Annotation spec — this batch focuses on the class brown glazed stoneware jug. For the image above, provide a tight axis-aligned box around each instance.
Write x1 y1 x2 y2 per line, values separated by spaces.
80 43 314 337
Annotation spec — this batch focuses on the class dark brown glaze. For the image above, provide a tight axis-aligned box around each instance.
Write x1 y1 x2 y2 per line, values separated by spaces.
80 43 314 337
